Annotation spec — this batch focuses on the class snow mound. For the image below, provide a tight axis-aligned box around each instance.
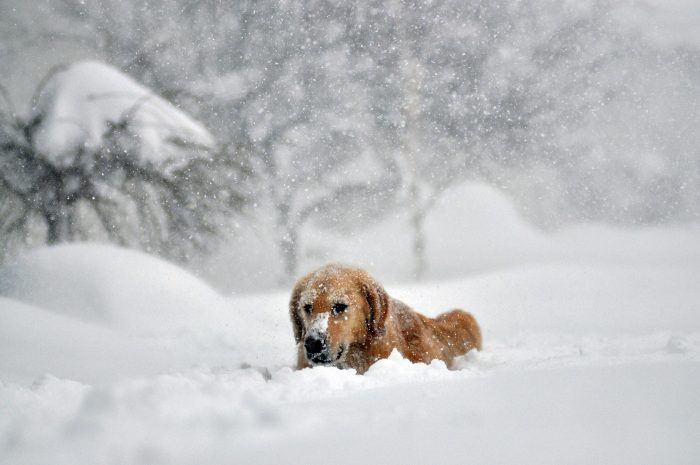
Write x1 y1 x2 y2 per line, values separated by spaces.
0 244 254 384
0 296 185 384
424 182 700 279
392 263 700 336
425 183 544 275
0 243 229 329
31 60 215 167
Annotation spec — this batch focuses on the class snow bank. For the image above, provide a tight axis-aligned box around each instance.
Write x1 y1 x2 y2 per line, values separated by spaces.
0 243 228 328
0 297 182 384
31 60 214 167
393 263 700 336
0 244 255 384
425 183 700 277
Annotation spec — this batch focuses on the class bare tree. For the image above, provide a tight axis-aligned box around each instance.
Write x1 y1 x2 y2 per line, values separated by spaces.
344 0 510 278
44 0 398 280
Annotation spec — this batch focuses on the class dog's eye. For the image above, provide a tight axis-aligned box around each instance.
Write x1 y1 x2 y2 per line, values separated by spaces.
303 303 312 314
332 302 347 315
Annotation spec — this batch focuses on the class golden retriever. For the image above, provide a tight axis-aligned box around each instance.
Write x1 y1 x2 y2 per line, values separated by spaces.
289 264 481 374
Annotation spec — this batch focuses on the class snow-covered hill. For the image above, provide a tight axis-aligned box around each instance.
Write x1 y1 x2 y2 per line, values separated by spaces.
1 240 698 464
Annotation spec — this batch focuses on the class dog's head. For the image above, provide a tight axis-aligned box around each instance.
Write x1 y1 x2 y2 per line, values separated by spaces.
289 264 389 367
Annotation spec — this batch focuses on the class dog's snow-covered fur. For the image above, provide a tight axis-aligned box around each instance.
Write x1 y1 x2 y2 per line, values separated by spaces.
290 264 482 374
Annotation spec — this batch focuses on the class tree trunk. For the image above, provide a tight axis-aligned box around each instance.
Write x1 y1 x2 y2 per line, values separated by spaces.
280 227 298 283
45 207 72 245
399 43 429 280
409 188 427 280
45 212 65 245
277 201 299 283
45 214 60 245
412 213 427 280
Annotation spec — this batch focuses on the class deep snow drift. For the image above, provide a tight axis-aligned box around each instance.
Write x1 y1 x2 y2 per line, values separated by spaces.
1 229 699 463
0 245 250 384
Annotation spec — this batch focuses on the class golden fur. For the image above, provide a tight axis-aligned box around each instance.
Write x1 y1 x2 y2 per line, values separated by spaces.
289 264 481 374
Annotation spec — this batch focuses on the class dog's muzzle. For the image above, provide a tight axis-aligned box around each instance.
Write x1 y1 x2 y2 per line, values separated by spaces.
304 335 344 365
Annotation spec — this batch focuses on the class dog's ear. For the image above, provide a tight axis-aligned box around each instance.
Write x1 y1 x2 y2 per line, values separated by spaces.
289 275 309 343
362 275 389 337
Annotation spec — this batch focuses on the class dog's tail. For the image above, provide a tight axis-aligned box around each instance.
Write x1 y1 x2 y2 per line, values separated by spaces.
437 309 482 352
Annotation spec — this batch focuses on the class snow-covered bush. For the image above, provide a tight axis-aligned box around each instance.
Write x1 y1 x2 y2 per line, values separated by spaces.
0 61 246 262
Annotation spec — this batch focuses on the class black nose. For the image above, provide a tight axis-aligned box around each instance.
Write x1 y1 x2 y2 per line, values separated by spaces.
304 336 326 357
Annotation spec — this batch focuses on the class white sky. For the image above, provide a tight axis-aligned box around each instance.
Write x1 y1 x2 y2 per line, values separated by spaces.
1 0 700 110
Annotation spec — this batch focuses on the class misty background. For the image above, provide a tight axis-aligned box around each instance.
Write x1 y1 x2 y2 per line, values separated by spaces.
1 0 699 292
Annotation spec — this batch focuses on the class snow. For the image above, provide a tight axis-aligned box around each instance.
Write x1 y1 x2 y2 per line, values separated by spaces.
0 244 229 327
30 60 215 167
1 232 699 463
2 2 700 462
0 244 254 385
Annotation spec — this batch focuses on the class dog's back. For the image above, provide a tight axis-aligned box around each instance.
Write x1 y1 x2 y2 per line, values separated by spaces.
432 309 482 362
387 300 481 367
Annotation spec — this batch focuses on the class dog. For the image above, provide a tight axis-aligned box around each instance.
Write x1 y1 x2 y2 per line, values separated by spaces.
289 264 481 374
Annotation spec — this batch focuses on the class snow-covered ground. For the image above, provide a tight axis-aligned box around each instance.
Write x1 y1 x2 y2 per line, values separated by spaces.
1 230 699 463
